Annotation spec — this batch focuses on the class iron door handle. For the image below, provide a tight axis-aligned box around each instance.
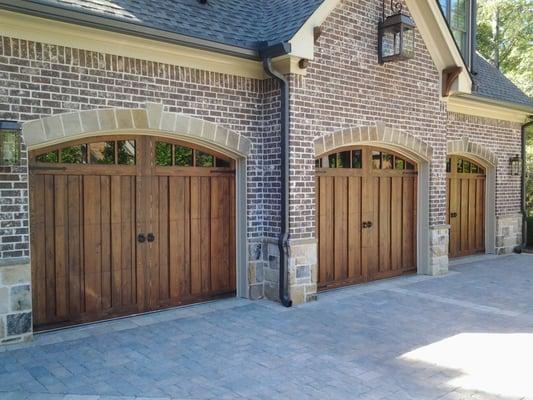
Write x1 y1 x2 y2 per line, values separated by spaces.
367 221 373 228
147 233 155 242
450 212 458 218
362 222 368 229
138 233 146 243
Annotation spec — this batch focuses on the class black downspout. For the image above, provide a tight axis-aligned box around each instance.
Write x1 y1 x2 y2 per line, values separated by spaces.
259 42 292 307
521 121 533 249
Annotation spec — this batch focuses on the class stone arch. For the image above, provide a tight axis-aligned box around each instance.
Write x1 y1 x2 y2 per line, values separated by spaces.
313 122 439 276
314 122 433 162
447 137 497 255
21 103 252 158
21 102 251 299
447 137 497 167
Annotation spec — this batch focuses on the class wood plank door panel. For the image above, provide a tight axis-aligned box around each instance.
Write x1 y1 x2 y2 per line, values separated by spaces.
447 156 486 258
30 135 237 330
316 147 417 290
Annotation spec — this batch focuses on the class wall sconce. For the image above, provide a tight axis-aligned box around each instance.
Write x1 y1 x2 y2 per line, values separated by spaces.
378 0 416 64
510 154 521 176
0 120 21 165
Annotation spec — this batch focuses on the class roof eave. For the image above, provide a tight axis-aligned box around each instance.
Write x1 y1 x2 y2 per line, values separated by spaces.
0 0 259 60
448 93 533 123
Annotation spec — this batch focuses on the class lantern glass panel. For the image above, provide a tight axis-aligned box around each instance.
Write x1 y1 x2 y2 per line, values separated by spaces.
0 127 21 165
402 27 415 58
382 30 401 59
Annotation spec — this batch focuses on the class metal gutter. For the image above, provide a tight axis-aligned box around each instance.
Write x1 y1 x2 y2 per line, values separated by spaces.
259 42 292 308
0 0 259 60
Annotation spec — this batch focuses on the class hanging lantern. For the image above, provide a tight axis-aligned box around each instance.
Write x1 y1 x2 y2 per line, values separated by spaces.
0 120 21 165
378 1 416 64
509 154 521 176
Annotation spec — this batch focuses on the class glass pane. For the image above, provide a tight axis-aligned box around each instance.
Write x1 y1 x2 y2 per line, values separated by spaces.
196 151 214 167
372 151 381 169
463 160 471 173
439 0 448 16
175 145 193 166
328 153 337 168
60 144 86 164
36 150 58 163
315 158 322 168
471 163 478 173
479 166 485 174
457 159 463 173
337 151 350 168
215 158 230 168
402 28 415 58
406 162 415 170
382 154 393 169
117 140 135 165
89 142 115 164
351 150 362 168
395 157 405 170
452 30 466 54
155 142 172 166
450 0 467 30
446 158 451 173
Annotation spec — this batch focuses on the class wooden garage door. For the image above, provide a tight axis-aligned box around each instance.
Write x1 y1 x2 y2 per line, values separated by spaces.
29 136 235 330
316 147 417 290
446 156 485 258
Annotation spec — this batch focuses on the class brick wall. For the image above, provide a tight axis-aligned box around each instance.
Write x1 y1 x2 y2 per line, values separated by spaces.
0 35 283 247
447 112 522 216
287 0 521 239
0 146 29 259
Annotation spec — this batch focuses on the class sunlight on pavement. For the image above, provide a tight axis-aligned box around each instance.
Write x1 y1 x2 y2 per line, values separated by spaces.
400 333 533 399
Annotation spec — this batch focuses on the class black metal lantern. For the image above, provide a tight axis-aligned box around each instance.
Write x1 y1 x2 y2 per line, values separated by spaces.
378 0 416 64
0 120 21 165
510 154 521 176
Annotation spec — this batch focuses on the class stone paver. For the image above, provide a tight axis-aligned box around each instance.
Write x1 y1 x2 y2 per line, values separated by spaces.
1 254 533 400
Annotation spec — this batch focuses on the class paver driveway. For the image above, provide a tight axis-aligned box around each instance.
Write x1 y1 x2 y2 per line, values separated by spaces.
1 254 533 400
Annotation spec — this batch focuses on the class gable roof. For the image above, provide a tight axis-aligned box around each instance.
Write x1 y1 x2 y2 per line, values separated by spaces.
9 0 324 51
472 53 532 108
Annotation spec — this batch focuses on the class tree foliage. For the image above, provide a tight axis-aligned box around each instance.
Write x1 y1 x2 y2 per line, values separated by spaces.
476 0 533 96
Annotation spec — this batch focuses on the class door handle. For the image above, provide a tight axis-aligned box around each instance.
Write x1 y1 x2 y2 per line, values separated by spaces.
147 233 155 242
362 222 368 229
367 221 373 228
137 233 146 243
450 212 458 218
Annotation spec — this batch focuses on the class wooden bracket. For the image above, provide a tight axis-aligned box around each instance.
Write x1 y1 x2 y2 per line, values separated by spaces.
442 66 463 97
313 26 323 44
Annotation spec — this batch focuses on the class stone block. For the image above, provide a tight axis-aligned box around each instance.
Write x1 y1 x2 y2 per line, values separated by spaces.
247 263 256 284
22 119 46 147
116 109 134 129
238 137 251 156
255 263 264 282
79 110 100 132
248 242 262 260
189 117 204 136
290 285 305 305
61 112 83 136
314 138 324 156
11 285 31 311
0 287 8 313
269 255 279 270
296 265 310 279
98 109 117 131
146 102 163 129
264 282 278 300
132 109 148 129
0 264 31 285
43 115 64 140
202 121 217 141
226 131 239 151
264 267 279 284
7 312 32 336
214 126 229 146
160 112 176 132
249 284 263 300
175 114 191 135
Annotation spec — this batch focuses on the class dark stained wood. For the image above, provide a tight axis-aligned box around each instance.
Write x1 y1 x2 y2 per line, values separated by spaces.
446 155 486 258
316 147 417 290
29 135 236 330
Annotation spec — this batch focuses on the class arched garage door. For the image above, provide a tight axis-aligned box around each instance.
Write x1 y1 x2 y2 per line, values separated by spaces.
29 135 236 330
316 147 417 290
446 155 485 257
